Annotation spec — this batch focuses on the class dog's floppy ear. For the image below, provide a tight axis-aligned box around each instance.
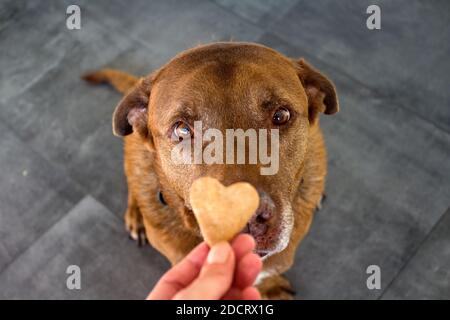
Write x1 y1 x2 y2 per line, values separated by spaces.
112 77 152 138
297 59 339 123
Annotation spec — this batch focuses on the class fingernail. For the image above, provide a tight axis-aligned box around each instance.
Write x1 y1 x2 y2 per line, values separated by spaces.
207 242 230 264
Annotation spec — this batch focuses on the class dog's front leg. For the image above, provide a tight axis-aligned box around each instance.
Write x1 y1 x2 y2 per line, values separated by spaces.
257 274 295 300
124 192 147 246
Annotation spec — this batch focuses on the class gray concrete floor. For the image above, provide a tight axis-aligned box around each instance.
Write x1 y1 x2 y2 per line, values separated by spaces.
0 0 449 299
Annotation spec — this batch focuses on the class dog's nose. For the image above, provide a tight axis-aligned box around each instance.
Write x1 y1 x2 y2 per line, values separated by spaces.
246 192 275 237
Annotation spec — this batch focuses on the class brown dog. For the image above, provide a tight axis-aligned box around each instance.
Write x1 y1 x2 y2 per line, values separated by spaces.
83 42 338 299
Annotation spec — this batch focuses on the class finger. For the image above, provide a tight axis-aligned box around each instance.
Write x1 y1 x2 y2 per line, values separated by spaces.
222 285 262 300
173 242 235 300
222 235 260 299
147 242 209 299
231 233 255 261
234 252 262 289
241 286 261 300
222 252 262 299
222 287 242 300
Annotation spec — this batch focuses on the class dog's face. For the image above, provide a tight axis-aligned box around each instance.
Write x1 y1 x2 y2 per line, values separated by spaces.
113 43 338 258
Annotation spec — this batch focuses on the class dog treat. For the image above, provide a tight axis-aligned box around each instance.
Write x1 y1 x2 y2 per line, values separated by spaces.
189 177 259 246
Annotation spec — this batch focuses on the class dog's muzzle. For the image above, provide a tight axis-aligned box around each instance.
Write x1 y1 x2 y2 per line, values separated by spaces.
241 192 291 258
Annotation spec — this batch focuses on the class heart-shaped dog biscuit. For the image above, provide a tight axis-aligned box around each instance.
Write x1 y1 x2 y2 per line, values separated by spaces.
190 177 259 246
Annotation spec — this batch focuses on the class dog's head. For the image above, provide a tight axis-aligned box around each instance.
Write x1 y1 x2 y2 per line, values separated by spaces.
112 43 338 258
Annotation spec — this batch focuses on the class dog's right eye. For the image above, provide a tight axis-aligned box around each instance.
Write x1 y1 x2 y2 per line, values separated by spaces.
173 121 192 141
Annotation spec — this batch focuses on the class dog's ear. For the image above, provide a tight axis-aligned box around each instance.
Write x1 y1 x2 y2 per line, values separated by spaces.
112 77 152 138
297 59 339 123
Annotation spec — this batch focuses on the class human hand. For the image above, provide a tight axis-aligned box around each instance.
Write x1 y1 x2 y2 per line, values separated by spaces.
147 234 262 300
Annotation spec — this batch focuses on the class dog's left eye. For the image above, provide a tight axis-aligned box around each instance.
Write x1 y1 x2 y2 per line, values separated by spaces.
173 121 192 141
272 107 290 125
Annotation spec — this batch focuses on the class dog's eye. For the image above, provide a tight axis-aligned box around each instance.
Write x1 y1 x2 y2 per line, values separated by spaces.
173 121 192 141
272 107 290 125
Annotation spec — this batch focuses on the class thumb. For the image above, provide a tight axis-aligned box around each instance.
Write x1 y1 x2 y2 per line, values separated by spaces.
173 242 235 300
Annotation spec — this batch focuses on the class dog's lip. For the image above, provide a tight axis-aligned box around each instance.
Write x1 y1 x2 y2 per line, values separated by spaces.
240 228 274 258
254 249 269 258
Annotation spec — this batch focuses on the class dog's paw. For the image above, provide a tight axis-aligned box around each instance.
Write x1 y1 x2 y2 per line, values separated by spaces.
257 275 295 300
124 207 147 247
315 193 327 211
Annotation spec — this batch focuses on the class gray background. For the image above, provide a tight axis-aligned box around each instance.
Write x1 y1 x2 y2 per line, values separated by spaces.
0 0 449 299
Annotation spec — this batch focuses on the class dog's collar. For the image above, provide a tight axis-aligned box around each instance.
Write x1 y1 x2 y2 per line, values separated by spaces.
157 190 167 206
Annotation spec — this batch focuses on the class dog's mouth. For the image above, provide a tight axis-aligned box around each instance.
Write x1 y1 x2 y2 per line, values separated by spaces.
240 193 293 259
240 214 285 259
185 191 293 259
